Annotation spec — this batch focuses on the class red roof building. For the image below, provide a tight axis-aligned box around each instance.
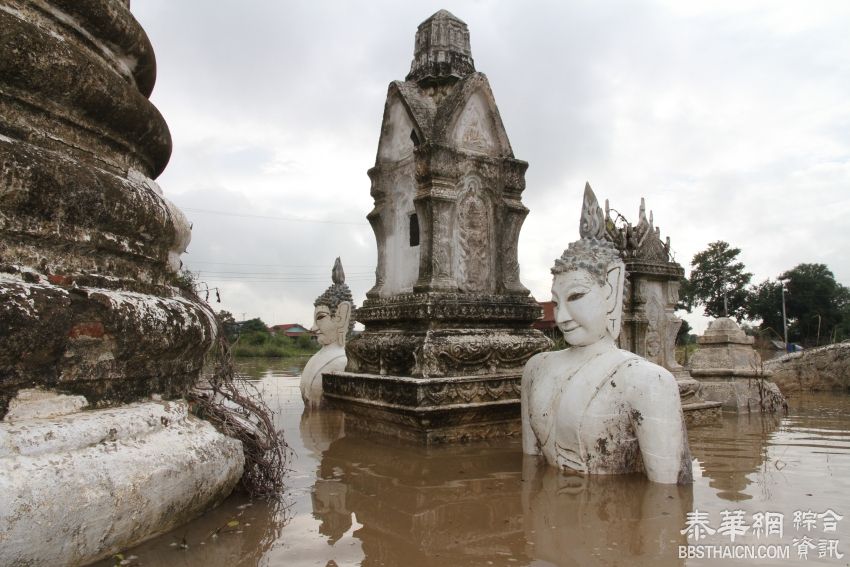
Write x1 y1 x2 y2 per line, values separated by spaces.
269 323 312 338
532 301 556 333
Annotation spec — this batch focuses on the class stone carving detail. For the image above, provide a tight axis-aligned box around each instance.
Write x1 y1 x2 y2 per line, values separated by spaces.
346 333 420 377
324 373 521 409
500 214 522 288
420 331 551 378
522 184 692 484
455 178 491 291
456 95 495 154
433 206 452 280
347 329 550 379
643 290 665 363
406 9 475 84
355 292 543 323
603 196 673 263
421 378 522 406
580 183 607 239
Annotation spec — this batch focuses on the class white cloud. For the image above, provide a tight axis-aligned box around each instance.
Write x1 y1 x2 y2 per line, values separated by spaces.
132 0 850 330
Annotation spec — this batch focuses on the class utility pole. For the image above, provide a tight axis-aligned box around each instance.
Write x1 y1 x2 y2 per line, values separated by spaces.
780 279 789 352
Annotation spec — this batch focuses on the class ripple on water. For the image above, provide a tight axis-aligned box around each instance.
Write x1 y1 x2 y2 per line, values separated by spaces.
91 373 850 567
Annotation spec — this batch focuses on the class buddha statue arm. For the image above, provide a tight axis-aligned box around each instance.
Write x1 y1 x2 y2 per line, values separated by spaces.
521 353 545 455
626 365 689 484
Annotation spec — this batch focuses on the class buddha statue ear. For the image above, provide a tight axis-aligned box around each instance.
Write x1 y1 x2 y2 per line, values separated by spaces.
333 301 352 347
605 265 624 340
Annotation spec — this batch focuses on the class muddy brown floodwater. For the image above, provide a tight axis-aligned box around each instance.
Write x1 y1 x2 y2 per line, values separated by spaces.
94 358 850 566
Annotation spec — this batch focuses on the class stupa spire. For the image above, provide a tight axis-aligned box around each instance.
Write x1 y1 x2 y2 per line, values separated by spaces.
406 9 475 85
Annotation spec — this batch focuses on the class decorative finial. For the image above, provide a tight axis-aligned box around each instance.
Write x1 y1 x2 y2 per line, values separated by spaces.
579 182 607 240
406 9 475 85
315 258 353 317
332 257 345 285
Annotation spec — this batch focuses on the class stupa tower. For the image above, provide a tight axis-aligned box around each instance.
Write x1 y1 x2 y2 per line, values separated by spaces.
324 10 550 443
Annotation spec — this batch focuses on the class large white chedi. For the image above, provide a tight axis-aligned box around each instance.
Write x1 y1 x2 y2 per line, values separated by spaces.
521 185 692 484
300 258 353 408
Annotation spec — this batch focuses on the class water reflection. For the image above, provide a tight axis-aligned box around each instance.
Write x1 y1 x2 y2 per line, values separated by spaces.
90 493 287 566
91 363 850 567
522 457 691 566
312 427 528 566
235 356 309 380
688 412 781 502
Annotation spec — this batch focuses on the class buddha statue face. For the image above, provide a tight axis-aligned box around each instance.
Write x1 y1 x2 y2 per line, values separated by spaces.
311 257 354 348
552 265 623 347
311 301 351 347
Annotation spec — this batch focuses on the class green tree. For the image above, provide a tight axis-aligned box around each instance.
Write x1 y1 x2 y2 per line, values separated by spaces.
676 277 694 313
675 318 693 345
746 279 784 339
216 310 239 342
240 318 269 333
780 264 849 346
835 302 850 342
747 264 850 346
688 241 752 321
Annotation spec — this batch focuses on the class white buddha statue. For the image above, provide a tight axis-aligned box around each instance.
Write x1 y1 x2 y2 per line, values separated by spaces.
522 185 692 484
300 257 353 409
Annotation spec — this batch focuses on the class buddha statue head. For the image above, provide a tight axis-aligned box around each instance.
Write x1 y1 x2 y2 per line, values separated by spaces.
312 257 353 347
550 184 625 346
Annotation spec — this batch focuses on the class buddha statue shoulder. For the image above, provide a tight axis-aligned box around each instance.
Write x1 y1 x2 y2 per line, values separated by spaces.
521 185 692 485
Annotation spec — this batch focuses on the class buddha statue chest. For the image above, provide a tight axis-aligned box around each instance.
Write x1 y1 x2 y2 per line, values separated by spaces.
529 349 643 475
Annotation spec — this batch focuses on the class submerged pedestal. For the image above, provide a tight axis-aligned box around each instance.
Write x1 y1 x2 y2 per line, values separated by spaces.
325 11 550 442
325 371 523 443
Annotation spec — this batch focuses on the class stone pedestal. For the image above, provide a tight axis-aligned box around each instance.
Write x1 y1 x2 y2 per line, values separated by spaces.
325 11 551 442
689 318 786 413
0 391 243 566
325 371 523 443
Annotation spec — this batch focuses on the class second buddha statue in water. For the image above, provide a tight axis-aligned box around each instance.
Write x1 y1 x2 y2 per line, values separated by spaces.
300 258 353 409
521 185 692 485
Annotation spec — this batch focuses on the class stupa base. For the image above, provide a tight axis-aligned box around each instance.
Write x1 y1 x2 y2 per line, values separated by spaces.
323 371 522 444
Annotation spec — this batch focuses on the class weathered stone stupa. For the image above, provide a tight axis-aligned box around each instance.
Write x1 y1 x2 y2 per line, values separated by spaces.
598 191 721 425
0 2 242 563
324 10 551 443
689 317 786 412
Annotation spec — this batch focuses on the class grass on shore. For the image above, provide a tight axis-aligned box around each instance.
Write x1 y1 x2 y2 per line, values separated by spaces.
231 331 320 358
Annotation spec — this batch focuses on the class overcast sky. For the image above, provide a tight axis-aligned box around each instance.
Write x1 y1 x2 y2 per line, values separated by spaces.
132 1 850 333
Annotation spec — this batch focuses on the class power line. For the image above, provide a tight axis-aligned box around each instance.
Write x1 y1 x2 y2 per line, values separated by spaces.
181 207 364 226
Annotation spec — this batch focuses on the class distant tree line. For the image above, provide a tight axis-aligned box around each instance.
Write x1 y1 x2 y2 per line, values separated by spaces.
215 311 318 357
680 241 850 347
